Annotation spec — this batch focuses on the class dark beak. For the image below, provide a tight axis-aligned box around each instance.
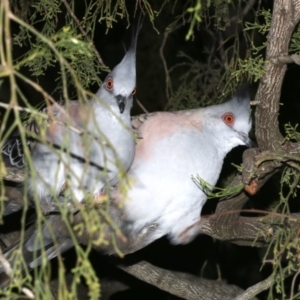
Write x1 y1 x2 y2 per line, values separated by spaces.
116 95 126 114
239 132 255 148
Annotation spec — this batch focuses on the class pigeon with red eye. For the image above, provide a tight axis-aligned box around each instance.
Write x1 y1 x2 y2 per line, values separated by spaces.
30 31 140 212
105 86 253 254
0 20 143 286
1 25 140 215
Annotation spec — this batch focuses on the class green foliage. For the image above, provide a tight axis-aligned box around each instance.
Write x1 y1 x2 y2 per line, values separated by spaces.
31 0 61 20
231 55 266 82
245 9 272 35
284 123 300 143
185 0 236 40
166 1 266 111
193 175 244 199
229 8 272 82
211 0 231 31
186 0 204 40
12 0 106 92
260 166 300 300
290 24 300 54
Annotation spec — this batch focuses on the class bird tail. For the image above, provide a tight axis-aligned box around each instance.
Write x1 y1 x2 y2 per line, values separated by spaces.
0 222 36 289
0 214 74 289
0 207 130 289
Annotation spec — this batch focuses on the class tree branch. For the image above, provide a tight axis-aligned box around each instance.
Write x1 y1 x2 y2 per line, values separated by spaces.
233 273 274 300
118 260 249 300
255 0 300 152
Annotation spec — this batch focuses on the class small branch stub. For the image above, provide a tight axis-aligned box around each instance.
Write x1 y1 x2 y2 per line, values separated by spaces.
244 179 259 195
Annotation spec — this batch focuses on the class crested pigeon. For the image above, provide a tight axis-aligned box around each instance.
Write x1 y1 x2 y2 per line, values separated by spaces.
2 28 139 214
107 87 252 253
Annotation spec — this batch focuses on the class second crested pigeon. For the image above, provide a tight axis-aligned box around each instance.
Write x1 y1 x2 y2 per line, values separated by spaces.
2 28 139 213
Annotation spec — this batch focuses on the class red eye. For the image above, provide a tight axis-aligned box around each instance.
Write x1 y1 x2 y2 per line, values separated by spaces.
222 113 235 126
131 88 136 96
106 77 114 91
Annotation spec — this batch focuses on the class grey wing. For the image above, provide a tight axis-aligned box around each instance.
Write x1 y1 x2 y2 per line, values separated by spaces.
1 120 40 213
1 106 50 169
2 138 26 168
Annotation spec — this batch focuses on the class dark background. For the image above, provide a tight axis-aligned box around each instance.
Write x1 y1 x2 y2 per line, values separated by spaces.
2 0 300 299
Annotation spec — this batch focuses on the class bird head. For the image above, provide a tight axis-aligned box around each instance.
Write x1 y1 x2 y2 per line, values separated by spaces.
204 86 253 152
96 24 141 114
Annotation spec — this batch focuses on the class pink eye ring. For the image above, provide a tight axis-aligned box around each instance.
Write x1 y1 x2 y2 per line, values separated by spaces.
222 113 235 126
106 77 114 91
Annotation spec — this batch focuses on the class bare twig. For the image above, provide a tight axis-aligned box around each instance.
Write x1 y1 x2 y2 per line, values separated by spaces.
276 53 300 65
0 102 38 115
233 273 274 300
136 98 149 113
290 270 300 299
159 24 183 100
159 29 171 100
231 0 257 23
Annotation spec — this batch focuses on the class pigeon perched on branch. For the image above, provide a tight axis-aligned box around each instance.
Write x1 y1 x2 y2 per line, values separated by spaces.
107 87 253 253
2 26 140 214
0 81 252 286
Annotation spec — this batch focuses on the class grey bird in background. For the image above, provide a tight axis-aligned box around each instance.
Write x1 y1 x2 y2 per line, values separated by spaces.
0 18 142 286
2 24 140 214
0 86 252 285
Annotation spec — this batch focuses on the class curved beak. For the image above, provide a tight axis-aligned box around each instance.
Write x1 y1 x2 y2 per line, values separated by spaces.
116 95 126 114
239 132 255 148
